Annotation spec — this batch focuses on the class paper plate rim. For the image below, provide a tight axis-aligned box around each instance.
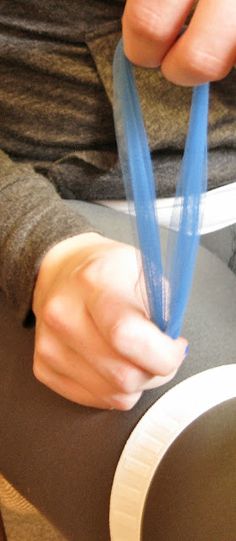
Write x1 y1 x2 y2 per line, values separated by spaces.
109 364 236 541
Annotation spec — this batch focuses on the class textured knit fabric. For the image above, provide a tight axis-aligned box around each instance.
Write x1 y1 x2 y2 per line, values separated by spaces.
0 1 123 320
0 0 235 321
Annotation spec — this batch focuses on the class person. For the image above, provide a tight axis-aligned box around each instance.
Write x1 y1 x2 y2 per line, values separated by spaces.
31 0 236 410
0 1 235 540
0 0 235 411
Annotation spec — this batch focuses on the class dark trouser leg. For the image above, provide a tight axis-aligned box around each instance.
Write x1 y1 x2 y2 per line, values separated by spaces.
0 203 236 541
200 223 236 271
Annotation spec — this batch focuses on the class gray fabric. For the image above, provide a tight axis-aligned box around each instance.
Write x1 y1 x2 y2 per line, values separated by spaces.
201 223 236 270
88 31 236 194
0 1 235 322
0 203 236 541
0 150 96 322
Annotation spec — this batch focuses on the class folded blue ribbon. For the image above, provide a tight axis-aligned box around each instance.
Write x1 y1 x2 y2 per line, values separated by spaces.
113 39 209 339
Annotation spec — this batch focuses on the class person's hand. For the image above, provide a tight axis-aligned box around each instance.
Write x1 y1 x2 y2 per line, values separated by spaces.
33 233 188 410
122 0 236 85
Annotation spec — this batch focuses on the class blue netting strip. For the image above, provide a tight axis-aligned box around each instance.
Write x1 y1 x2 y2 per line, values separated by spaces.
113 39 209 339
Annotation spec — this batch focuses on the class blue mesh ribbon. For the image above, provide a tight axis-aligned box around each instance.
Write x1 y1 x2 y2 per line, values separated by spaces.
113 39 209 339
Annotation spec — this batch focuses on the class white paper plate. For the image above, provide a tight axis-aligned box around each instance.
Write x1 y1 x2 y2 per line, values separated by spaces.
100 182 236 235
109 364 236 541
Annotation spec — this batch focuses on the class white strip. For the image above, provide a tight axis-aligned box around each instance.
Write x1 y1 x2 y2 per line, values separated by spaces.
109 364 236 541
99 182 236 235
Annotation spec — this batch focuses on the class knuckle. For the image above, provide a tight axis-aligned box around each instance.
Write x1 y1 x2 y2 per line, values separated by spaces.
74 253 109 288
158 355 177 377
34 340 54 366
32 359 45 383
111 366 137 394
159 351 182 377
43 297 66 332
74 263 94 289
109 318 131 352
186 48 228 80
73 263 103 304
110 393 141 411
125 5 173 43
144 368 177 390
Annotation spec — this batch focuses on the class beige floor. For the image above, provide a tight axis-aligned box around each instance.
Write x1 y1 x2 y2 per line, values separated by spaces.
0 475 65 541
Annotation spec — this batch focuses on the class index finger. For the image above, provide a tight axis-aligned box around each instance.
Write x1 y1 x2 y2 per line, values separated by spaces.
88 289 188 377
122 0 195 67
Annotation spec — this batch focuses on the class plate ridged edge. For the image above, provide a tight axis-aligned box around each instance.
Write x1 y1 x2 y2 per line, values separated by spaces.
109 364 236 541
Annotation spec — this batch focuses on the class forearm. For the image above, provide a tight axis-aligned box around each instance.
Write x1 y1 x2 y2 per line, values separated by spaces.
0 149 95 322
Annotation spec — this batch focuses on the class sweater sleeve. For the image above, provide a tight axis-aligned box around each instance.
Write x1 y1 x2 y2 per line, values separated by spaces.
0 149 96 323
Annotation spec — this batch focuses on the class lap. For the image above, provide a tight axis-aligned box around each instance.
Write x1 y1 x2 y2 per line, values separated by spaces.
0 202 236 541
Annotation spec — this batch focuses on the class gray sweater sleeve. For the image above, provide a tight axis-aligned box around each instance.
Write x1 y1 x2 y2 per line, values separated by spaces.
0 149 96 323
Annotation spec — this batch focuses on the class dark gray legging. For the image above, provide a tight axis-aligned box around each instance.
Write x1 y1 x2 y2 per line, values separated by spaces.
0 202 236 541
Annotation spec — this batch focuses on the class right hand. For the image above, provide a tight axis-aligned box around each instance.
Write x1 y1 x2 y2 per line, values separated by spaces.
122 0 236 86
33 233 188 410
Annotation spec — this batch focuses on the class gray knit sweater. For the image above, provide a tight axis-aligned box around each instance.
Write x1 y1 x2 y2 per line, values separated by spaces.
0 0 235 321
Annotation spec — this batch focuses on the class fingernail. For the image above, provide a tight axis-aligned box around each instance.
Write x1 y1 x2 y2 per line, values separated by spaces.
184 345 190 358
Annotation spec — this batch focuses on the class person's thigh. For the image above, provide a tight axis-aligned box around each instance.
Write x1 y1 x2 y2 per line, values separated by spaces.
200 223 236 271
0 202 236 541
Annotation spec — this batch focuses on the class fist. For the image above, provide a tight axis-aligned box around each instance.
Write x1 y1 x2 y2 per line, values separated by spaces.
33 233 188 410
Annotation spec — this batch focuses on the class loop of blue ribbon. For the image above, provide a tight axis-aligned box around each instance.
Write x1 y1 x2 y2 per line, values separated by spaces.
113 39 209 339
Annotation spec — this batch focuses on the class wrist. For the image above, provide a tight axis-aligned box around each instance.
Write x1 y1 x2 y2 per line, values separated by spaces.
32 232 113 314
